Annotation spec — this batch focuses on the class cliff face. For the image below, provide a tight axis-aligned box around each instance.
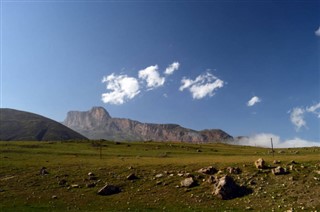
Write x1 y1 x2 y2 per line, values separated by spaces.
63 107 233 143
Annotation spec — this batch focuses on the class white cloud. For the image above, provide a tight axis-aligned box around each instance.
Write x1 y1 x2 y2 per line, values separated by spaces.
306 102 320 118
179 72 224 99
236 133 319 148
315 26 320 37
101 73 140 105
164 62 180 75
247 96 261 107
290 107 306 131
138 65 165 89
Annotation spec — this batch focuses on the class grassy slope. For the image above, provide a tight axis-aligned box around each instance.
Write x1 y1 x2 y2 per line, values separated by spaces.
0 141 319 211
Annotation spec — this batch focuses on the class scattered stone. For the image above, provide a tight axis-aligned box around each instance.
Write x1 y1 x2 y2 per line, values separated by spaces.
314 170 320 175
273 160 281 164
71 184 80 188
88 172 95 176
255 158 266 169
272 166 287 175
180 177 197 188
206 175 218 184
198 166 218 175
97 184 121 196
58 179 67 186
89 176 98 180
289 160 298 164
40 167 49 175
86 183 96 188
196 149 202 152
128 166 133 170
127 173 139 180
177 173 184 177
51 195 58 199
213 175 240 200
155 173 164 178
184 173 193 177
227 167 241 174
156 181 162 185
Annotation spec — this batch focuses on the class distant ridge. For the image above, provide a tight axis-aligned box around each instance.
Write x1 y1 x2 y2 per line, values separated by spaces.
0 108 87 141
63 106 233 143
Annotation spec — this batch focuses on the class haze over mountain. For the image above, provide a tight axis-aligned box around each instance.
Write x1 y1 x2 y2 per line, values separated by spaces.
63 107 233 142
0 108 87 141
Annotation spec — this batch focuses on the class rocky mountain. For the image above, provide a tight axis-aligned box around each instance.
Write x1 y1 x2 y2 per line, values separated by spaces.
63 107 233 143
0 108 87 141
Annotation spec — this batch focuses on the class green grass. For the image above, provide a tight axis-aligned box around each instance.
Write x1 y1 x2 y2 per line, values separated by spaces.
0 141 319 211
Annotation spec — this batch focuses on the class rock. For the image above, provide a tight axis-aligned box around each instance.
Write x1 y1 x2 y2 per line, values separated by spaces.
127 173 139 180
177 173 184 177
40 167 49 175
71 184 80 188
273 160 281 164
180 177 197 188
213 175 240 200
314 170 320 175
206 175 218 184
86 183 96 188
226 167 241 174
155 173 164 178
58 179 67 186
272 166 287 175
88 172 95 176
198 166 218 175
255 158 265 169
51 195 58 199
97 184 121 196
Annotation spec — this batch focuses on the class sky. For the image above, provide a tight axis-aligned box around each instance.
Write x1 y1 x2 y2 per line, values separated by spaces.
1 1 319 147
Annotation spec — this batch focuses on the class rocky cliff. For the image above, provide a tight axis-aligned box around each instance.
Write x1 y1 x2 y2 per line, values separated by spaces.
63 107 233 142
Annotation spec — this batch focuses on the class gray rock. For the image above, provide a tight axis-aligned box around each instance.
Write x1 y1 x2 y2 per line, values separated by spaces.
127 173 139 180
213 175 240 200
180 177 197 188
272 166 287 175
155 173 164 178
40 167 49 175
226 167 241 174
255 158 265 169
97 184 120 196
198 166 218 175
206 175 218 184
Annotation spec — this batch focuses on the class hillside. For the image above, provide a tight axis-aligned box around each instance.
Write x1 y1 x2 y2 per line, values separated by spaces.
0 108 87 141
63 107 233 142
0 141 319 211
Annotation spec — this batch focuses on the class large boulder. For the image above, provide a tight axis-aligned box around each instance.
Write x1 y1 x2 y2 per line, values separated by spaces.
97 184 121 196
213 175 239 200
180 177 197 188
255 158 266 169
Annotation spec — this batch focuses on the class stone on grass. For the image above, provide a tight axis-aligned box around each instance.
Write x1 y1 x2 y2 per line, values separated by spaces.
255 158 265 169
97 184 121 196
272 166 287 175
213 175 240 200
127 173 139 180
180 177 197 188
40 167 49 175
197 166 218 175
226 167 241 174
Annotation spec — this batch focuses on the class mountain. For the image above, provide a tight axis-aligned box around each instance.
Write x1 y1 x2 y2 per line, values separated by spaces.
0 108 87 141
63 107 233 143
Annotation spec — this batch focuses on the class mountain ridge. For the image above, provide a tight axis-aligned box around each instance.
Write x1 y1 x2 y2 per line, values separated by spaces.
0 108 88 141
63 107 233 143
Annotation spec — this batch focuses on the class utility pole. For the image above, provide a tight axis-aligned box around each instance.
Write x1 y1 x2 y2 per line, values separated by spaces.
271 137 274 157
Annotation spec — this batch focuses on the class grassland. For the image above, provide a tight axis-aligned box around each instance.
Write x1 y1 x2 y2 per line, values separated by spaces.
0 141 319 211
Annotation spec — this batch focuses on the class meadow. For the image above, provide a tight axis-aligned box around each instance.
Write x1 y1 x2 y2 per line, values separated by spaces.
0 141 319 211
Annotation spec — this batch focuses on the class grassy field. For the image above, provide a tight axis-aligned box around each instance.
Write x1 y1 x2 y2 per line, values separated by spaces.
0 140 319 211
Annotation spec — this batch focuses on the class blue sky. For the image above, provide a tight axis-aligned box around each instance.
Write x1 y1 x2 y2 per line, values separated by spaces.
1 1 319 146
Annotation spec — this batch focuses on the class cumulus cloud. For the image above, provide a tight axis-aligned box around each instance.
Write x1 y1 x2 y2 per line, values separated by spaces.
164 62 180 75
179 72 224 99
236 133 319 148
290 107 307 131
101 74 140 105
247 96 261 107
306 102 320 118
315 26 320 37
138 65 165 89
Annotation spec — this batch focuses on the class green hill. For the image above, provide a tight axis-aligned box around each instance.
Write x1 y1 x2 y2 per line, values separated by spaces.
0 108 87 141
